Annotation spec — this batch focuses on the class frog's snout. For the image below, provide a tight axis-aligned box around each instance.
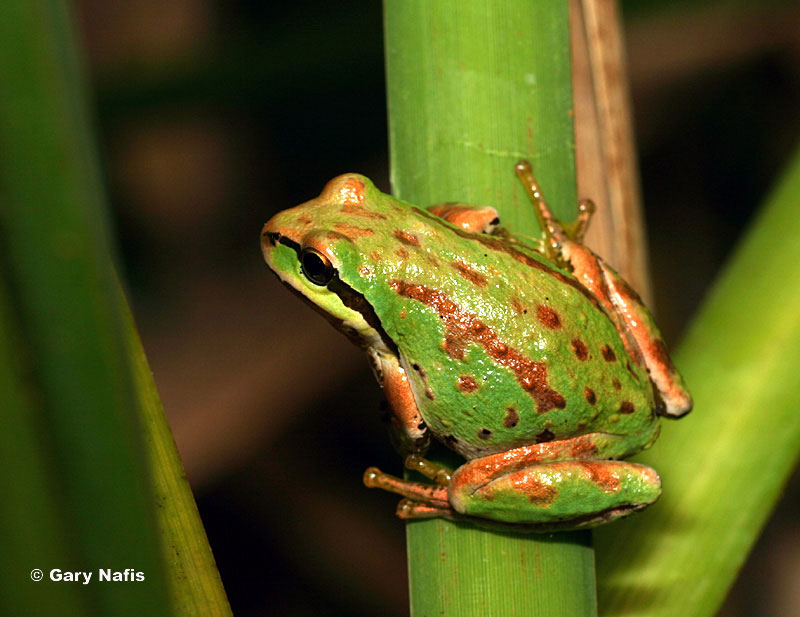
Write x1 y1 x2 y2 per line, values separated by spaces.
261 225 281 248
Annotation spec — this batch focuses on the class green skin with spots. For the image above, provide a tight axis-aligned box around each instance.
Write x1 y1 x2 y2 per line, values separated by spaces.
262 171 686 529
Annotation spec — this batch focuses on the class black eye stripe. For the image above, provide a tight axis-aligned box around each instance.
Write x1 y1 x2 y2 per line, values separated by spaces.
273 239 398 355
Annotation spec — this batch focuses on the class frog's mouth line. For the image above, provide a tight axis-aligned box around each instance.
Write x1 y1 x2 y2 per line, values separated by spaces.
265 231 399 357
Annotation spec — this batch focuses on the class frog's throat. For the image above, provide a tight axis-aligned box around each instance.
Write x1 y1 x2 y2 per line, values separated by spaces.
267 231 399 359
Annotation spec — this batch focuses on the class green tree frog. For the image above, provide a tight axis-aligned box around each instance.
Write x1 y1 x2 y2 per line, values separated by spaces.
261 162 691 531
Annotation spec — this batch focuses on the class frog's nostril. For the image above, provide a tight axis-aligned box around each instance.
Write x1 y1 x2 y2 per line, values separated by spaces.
263 231 281 247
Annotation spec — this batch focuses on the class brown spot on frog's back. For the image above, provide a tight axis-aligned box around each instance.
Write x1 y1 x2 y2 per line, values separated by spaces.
478 428 492 440
545 392 567 411
619 401 635 414
396 248 410 260
536 305 562 329
334 222 374 239
612 378 621 390
584 387 597 405
503 407 519 428
390 280 566 412
393 230 420 246
412 206 612 316
511 298 527 314
571 339 589 361
601 345 617 362
457 375 479 393
535 429 555 443
341 203 387 220
369 250 381 261
451 261 488 287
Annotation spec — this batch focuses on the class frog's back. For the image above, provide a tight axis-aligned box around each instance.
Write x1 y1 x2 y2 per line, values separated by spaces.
349 204 660 460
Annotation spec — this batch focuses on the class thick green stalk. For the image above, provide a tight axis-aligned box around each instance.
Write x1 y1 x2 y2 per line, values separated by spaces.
595 148 800 616
384 2 597 615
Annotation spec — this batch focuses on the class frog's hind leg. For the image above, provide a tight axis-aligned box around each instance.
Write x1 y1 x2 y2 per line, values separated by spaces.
514 160 692 419
594 259 693 417
365 434 660 528
449 450 662 528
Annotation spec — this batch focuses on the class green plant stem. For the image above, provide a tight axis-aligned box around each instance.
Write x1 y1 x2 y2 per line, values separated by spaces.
595 147 800 616
384 2 597 615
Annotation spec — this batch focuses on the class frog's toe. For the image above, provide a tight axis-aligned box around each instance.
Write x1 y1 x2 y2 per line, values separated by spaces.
396 499 457 521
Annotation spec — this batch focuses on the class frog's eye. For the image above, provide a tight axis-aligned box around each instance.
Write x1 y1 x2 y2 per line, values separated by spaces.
301 248 335 286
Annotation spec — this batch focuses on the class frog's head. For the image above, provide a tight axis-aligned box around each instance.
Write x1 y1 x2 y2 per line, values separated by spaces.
261 173 395 354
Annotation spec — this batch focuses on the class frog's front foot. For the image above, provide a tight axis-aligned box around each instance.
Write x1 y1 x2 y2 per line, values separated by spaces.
363 466 454 515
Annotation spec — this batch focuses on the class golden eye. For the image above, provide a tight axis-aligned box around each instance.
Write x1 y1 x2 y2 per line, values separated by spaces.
301 248 335 286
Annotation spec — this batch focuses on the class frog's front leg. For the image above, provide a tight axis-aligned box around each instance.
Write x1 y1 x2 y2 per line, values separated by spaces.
371 349 430 454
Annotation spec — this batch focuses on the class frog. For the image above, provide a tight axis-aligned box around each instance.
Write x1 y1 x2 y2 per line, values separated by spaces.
261 161 691 531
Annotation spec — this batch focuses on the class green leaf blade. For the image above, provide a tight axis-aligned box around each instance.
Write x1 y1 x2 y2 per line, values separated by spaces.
596 146 800 617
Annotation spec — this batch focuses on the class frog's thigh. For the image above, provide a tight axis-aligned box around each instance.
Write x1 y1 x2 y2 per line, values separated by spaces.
449 458 661 525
